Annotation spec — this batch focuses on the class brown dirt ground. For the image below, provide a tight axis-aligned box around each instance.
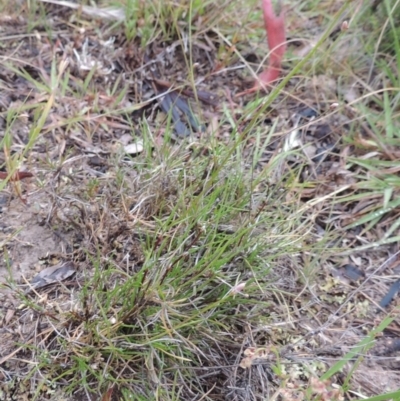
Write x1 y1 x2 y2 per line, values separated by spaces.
0 190 68 282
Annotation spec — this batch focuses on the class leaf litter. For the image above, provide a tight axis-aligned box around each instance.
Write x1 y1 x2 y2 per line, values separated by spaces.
1 1 400 400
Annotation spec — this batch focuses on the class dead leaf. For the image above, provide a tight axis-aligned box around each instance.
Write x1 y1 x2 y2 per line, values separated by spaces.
4 308 15 325
239 356 253 369
239 346 272 369
25 261 76 293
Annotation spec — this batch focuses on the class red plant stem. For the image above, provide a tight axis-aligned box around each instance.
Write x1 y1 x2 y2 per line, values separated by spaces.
237 0 286 96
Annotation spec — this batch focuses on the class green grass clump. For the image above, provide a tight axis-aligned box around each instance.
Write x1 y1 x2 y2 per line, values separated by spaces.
21 130 310 399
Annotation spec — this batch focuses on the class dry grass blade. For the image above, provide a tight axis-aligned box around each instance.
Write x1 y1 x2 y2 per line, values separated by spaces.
38 0 125 21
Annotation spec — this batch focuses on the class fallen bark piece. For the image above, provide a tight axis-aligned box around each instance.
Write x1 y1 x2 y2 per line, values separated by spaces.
0 171 34 181
237 0 286 96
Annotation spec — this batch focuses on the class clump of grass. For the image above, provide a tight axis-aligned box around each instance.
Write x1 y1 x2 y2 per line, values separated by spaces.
330 0 400 251
9 121 314 399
